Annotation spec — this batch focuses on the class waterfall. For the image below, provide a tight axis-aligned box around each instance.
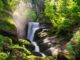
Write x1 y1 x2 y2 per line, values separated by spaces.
27 22 46 57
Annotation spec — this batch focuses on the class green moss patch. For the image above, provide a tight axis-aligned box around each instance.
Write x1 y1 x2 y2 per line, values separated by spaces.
0 52 8 60
0 35 12 51
0 17 16 31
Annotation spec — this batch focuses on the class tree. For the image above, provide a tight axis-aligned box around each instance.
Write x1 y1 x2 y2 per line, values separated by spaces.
45 0 80 33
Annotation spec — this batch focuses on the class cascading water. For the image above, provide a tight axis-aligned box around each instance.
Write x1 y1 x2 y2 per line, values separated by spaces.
12 0 46 57
27 22 46 57
27 22 40 52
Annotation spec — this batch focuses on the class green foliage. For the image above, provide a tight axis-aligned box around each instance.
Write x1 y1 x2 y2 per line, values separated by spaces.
66 42 75 55
65 42 76 60
71 29 80 55
0 52 8 60
27 10 37 22
0 0 18 18
9 0 18 9
65 29 80 59
0 0 17 32
72 29 80 44
2 0 18 11
0 0 3 11
45 0 80 33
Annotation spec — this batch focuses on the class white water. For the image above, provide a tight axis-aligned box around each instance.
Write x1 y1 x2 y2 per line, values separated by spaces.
32 41 40 52
27 22 46 57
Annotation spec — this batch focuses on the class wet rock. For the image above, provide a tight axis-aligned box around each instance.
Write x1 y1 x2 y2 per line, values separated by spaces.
38 29 49 38
32 52 42 56
39 43 50 52
43 36 58 45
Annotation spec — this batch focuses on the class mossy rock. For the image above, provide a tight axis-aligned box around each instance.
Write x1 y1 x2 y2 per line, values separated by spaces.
19 39 31 45
7 47 34 60
0 17 16 31
0 35 12 51
7 49 28 60
0 17 18 43
0 52 9 60
10 45 32 55
26 56 55 60
19 39 34 51
8 53 56 60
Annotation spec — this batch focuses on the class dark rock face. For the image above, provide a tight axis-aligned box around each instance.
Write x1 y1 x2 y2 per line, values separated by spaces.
3 43 11 52
40 36 60 56
32 52 42 56
34 27 60 56
75 55 80 60
57 53 68 60
34 27 70 56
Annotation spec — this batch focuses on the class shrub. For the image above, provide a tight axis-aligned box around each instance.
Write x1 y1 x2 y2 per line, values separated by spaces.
27 10 37 22
45 0 80 33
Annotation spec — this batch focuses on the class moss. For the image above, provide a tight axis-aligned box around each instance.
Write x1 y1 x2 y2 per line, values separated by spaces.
0 52 8 60
0 17 16 31
18 39 34 51
7 49 27 60
0 35 12 51
11 44 32 55
26 56 56 60
19 39 31 45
